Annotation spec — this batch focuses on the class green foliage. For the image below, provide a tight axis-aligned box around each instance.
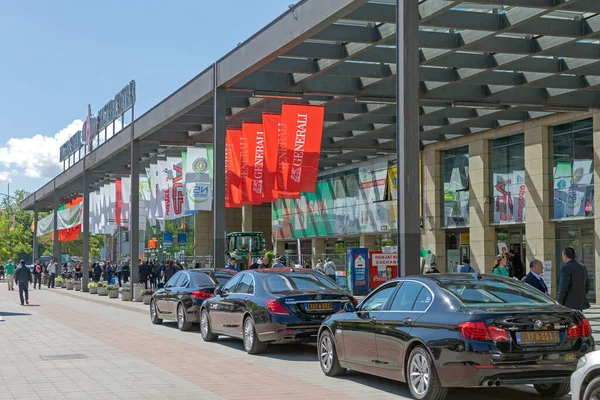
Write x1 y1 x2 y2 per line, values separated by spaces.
87 282 97 288
107 284 119 291
96 282 107 288
55 277 64 284
0 189 34 262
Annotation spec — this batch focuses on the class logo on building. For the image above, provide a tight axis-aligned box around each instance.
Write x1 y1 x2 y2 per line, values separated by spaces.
188 183 211 203
573 167 584 184
192 158 209 174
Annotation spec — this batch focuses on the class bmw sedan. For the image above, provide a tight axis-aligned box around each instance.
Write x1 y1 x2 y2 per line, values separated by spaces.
199 268 356 354
571 350 600 400
317 274 595 400
150 268 237 331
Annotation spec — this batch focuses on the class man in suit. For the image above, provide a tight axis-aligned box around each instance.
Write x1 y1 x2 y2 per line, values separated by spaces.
522 259 548 295
557 247 590 311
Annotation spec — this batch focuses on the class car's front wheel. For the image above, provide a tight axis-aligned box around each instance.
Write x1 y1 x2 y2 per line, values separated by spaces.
150 300 162 325
177 303 192 331
533 383 570 397
318 329 346 377
583 376 600 400
200 309 218 342
243 317 268 355
406 346 448 400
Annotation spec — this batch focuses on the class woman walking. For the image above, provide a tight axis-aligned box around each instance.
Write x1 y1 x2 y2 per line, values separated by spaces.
493 254 510 277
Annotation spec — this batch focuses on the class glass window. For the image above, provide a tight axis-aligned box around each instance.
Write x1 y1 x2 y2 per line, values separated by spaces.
441 146 469 227
179 274 190 288
438 278 555 308
360 283 398 311
236 274 255 294
190 272 213 287
412 288 433 312
491 134 525 223
222 274 243 295
215 273 235 286
389 281 423 311
552 119 594 219
166 272 183 288
263 273 339 293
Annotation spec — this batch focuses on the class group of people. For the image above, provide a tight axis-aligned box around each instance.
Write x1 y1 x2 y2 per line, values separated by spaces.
2 259 36 305
224 255 339 282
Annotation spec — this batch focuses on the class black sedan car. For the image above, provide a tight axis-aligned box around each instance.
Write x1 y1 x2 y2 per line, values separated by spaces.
318 274 595 400
199 268 356 354
150 268 237 331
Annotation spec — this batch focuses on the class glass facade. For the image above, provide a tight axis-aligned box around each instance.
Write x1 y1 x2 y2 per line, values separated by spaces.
491 134 525 223
555 224 595 303
552 119 594 219
442 146 469 227
272 159 396 239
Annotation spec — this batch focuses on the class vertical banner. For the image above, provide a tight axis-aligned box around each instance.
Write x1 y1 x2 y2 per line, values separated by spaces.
184 146 213 211
263 113 299 199
241 123 263 205
120 176 131 228
108 181 117 227
242 122 272 203
166 156 184 220
280 104 325 193
157 159 170 219
225 129 242 208
115 179 123 227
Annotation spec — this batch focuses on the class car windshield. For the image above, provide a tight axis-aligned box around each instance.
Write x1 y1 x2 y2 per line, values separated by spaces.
263 273 339 293
438 278 556 308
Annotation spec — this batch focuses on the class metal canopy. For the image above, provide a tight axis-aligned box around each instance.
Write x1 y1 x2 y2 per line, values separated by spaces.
21 0 600 211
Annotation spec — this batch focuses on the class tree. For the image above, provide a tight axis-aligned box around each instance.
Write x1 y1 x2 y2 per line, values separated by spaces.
0 189 34 263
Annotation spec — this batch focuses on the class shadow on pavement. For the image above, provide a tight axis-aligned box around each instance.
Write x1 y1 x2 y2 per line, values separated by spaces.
0 312 31 317
213 338 318 361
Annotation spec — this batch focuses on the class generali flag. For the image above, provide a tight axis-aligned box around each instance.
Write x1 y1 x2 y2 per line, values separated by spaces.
241 122 266 205
281 104 325 193
225 129 242 208
262 113 299 200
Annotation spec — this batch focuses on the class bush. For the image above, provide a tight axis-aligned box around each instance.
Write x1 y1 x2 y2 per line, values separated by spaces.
140 289 155 296
96 282 107 288
87 282 98 288
55 277 64 284
65 279 75 284
107 284 119 291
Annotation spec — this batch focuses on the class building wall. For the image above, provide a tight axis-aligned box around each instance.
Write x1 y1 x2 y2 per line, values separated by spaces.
193 208 242 261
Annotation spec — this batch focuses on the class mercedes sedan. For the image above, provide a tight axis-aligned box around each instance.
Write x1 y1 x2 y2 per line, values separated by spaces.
150 268 237 331
317 274 595 400
199 268 355 354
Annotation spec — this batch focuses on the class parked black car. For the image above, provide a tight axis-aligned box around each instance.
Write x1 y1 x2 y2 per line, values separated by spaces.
199 268 356 354
318 274 595 400
150 268 237 331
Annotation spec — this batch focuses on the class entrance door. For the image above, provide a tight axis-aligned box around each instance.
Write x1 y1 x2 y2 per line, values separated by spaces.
556 224 596 303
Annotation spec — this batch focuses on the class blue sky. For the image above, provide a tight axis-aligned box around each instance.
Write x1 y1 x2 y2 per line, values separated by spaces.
0 0 293 192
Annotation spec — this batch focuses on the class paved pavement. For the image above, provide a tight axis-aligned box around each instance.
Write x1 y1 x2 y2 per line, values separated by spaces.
0 282 589 400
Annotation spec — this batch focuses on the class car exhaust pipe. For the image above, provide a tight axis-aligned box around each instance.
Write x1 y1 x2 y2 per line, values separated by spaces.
494 380 502 387
281 336 295 341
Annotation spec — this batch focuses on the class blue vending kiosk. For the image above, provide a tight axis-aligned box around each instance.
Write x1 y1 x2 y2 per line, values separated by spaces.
346 248 370 296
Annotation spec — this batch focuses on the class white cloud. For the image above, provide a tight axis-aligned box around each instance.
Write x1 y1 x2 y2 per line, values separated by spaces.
0 119 83 182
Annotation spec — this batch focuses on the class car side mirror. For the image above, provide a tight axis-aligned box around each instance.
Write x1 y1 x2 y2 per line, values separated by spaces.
214 286 223 296
343 302 356 313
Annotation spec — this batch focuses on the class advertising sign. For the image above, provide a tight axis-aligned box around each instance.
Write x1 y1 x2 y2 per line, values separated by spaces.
346 248 369 296
59 130 85 162
369 251 398 289
177 233 187 246
163 233 173 248
97 80 136 132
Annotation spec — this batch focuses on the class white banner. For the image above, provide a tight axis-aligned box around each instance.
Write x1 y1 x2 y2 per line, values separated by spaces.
121 177 131 228
166 156 184 220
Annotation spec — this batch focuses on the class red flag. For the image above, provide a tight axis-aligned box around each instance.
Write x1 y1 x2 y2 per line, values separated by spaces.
116 179 122 227
263 113 299 200
225 129 243 208
281 104 325 193
241 122 265 205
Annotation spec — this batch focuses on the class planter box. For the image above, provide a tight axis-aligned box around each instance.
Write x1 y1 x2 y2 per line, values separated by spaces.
66 283 74 290
133 284 143 302
89 287 98 294
98 287 108 296
121 292 131 301
108 290 118 299
142 295 152 305
59 282 66 288
74 283 81 291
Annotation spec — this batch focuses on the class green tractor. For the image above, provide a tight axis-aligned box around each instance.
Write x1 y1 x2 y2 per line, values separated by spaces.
226 232 266 270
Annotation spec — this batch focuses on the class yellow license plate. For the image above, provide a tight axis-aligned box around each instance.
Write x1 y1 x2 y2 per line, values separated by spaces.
516 331 560 345
305 302 334 311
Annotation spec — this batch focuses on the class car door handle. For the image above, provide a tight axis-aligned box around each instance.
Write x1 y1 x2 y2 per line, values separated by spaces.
402 318 413 326
369 316 377 324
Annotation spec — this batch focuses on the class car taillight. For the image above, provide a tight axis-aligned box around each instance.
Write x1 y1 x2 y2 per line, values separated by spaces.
568 319 592 338
265 299 290 315
458 321 509 341
191 290 213 300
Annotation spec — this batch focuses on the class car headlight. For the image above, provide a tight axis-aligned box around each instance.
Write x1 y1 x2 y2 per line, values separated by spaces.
577 355 587 370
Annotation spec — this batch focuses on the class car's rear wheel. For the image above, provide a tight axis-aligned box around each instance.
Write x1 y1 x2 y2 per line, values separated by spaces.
200 309 218 342
150 300 162 325
534 383 570 397
318 329 346 377
406 346 448 400
177 303 192 331
584 376 600 400
243 317 267 355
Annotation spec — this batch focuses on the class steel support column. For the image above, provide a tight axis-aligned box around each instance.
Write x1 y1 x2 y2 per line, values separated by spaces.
82 169 90 292
33 203 38 263
52 191 61 264
130 140 140 286
213 75 226 267
396 0 420 276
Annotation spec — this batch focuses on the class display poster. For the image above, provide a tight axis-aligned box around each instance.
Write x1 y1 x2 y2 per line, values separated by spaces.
446 249 460 273
542 260 552 296
346 248 369 296
493 171 526 223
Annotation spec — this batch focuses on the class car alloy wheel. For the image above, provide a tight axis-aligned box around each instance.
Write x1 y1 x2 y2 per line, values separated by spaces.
320 334 334 372
177 306 184 329
201 311 209 337
244 318 254 351
410 353 430 396
592 392 600 400
150 300 162 325
151 301 156 320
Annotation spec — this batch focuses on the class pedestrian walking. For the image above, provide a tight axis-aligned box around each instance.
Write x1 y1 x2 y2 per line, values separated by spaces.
523 259 548 295
14 260 32 305
493 254 510 277
47 260 57 288
271 258 284 268
5 259 16 290
33 260 42 289
121 262 130 283
557 247 590 311
323 258 336 282
0 263 4 280
315 259 324 272
92 263 102 283
458 257 475 273
116 263 123 287
106 262 114 284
